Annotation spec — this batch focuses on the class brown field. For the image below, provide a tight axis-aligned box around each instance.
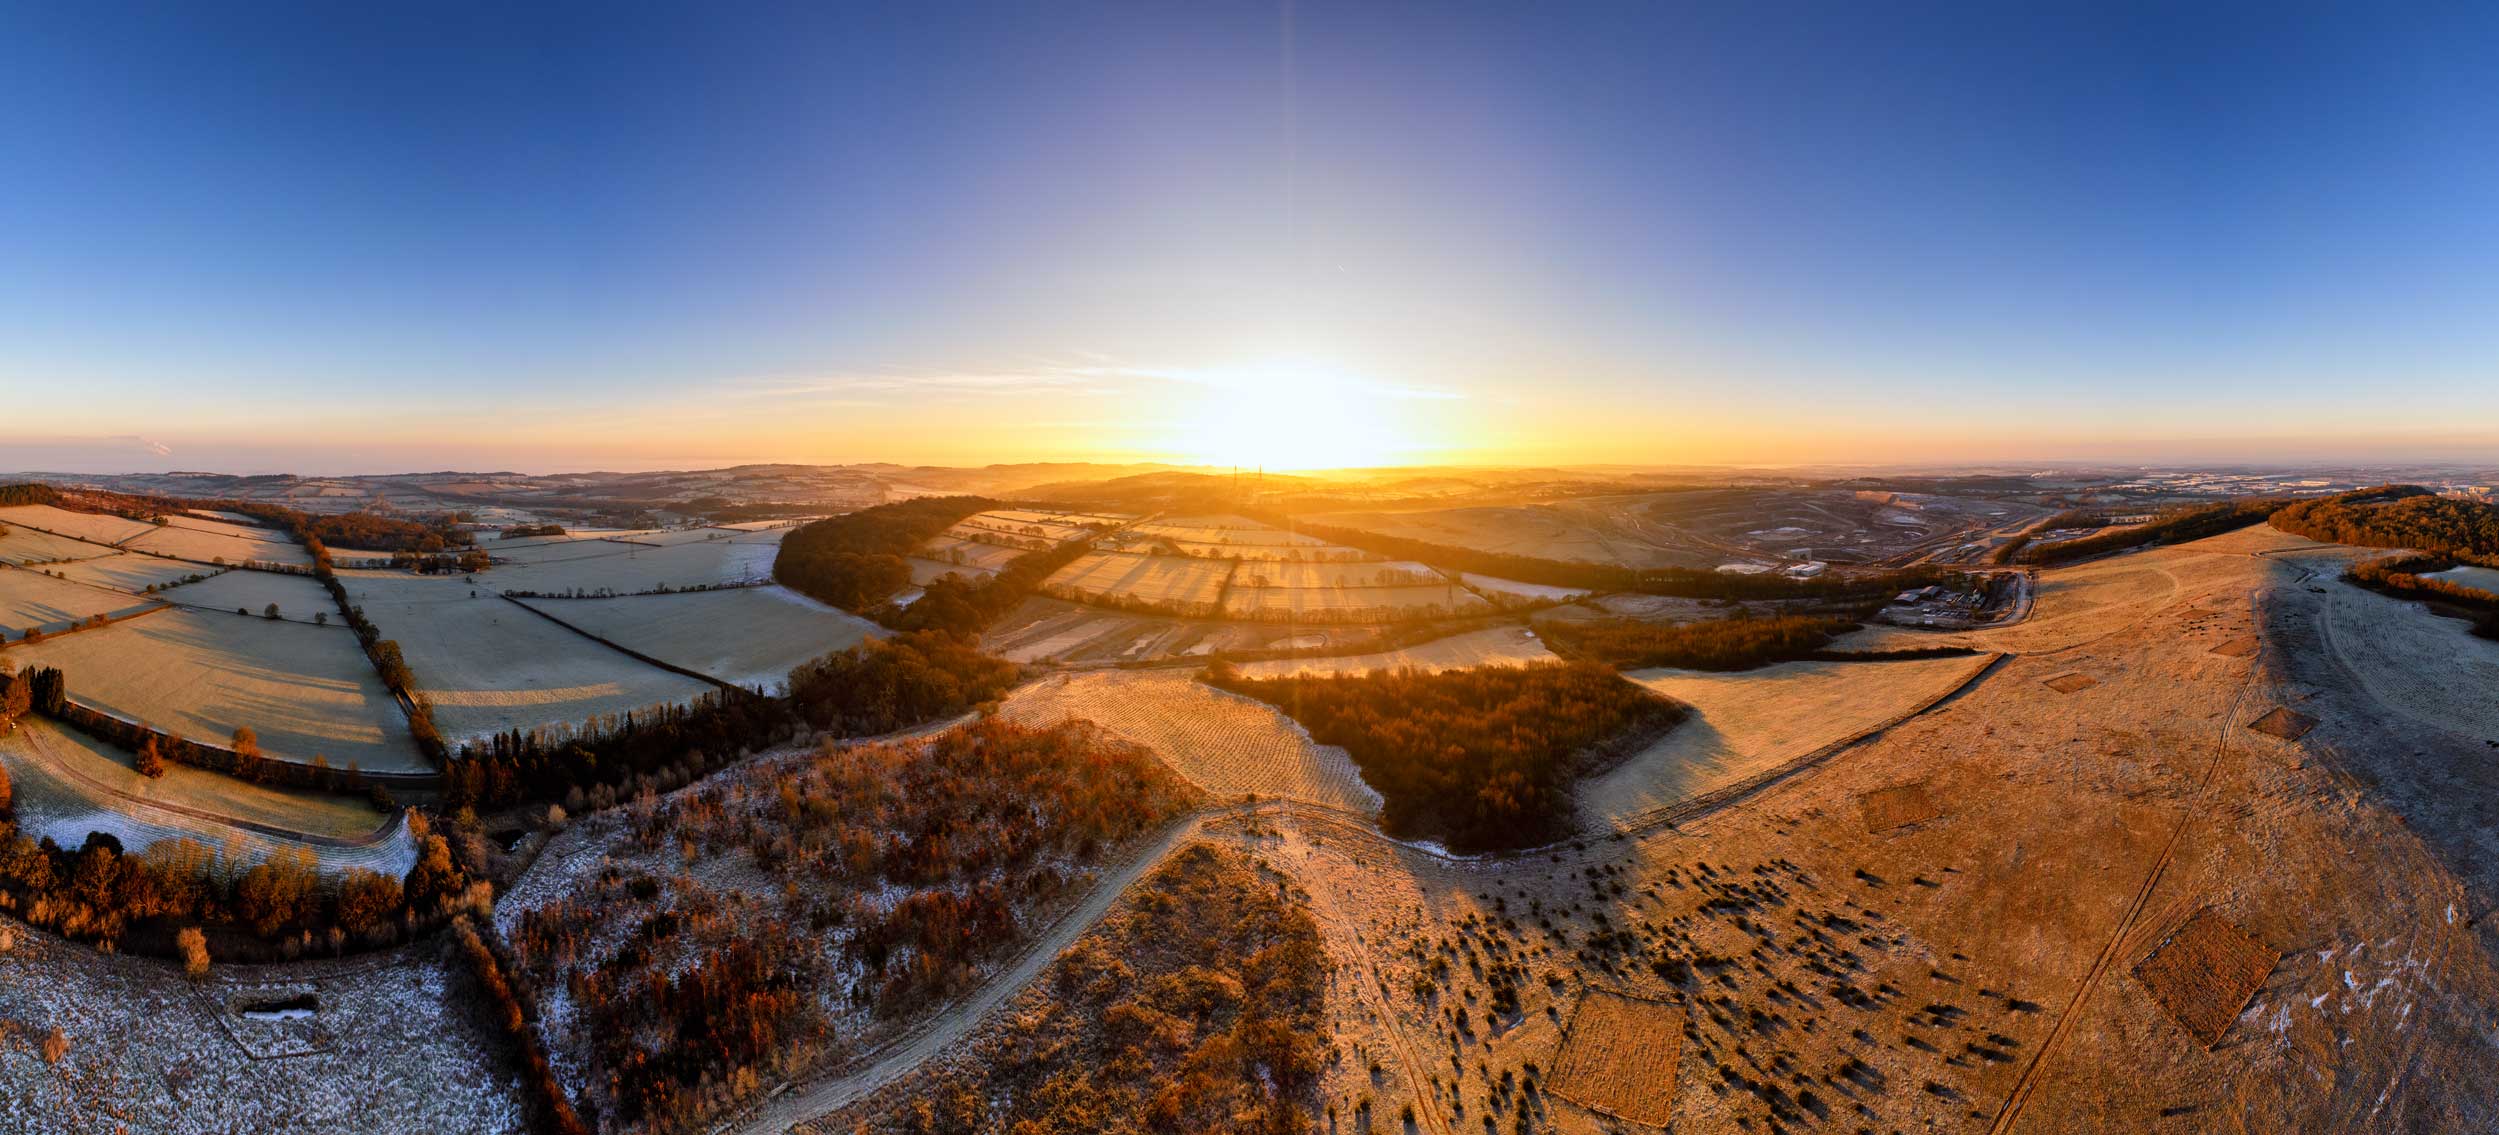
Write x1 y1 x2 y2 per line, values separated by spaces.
1549 991 1684 1127
2044 671 2100 693
2209 633 2261 657
1220 580 1489 619
2132 910 2279 1047
0 568 164 635
2 607 429 772
514 585 879 690
999 671 1380 813
1860 780 1942 832
337 570 712 745
916 534 1026 570
1231 624 1559 679
0 504 161 545
1161 536 1371 561
980 594 1382 664
2247 705 2317 740
1230 559 1443 587
1041 550 1233 611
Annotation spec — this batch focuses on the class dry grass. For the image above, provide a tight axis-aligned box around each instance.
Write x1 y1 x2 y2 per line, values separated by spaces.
1231 625 1559 679
998 671 1381 814
1549 990 1685 1126
2132 910 2277 1047
2209 634 2261 657
1860 781 1942 832
1042 551 1233 609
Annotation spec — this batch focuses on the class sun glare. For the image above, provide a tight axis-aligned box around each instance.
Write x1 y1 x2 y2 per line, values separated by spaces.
1167 360 1413 470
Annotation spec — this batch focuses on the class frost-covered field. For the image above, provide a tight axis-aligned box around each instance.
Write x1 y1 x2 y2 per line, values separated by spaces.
4 607 431 774
0 935 525 1135
0 718 412 874
339 570 711 745
0 567 163 635
1000 671 1381 814
481 537 781 594
157 570 339 623
123 521 312 567
516 585 880 690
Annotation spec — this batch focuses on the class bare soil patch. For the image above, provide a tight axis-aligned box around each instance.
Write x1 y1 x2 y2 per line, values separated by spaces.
2044 672 2100 693
2131 910 2278 1047
1549 989 1684 1127
2208 634 2261 657
2247 706 2317 741
1861 780 1942 832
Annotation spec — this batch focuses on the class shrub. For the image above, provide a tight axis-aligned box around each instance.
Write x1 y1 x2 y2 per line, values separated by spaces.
177 927 210 979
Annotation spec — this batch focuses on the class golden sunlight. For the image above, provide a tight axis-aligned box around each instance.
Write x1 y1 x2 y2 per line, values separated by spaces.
1165 360 1414 470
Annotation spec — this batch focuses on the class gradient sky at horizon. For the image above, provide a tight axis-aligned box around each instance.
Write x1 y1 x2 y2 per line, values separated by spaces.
6 2 2499 474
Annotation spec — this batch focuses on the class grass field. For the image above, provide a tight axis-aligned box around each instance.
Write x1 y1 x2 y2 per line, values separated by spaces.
0 523 114 565
1579 653 1996 830
0 504 160 545
1230 560 1442 588
906 557 993 585
1231 625 1560 679
1042 551 1233 611
123 522 311 567
1219 581 1490 619
0 568 164 635
339 570 714 743
516 585 879 690
40 553 219 594
999 671 1380 813
480 536 781 594
2 607 430 773
916 535 1027 571
0 717 412 875
158 569 339 623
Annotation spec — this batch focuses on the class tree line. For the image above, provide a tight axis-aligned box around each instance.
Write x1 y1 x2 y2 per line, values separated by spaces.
2014 498 2286 566
1234 506 1964 602
444 631 1023 812
1539 612 1861 671
2272 485 2499 564
773 496 999 611
1206 660 1688 853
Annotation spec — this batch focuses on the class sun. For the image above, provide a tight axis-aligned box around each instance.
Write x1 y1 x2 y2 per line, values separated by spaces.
1167 359 1413 470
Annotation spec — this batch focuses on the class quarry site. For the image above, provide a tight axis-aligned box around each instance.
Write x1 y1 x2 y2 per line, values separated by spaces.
3 463 2497 1135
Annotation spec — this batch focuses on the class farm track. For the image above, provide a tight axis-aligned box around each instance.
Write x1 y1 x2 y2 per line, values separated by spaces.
1985 585 2262 1135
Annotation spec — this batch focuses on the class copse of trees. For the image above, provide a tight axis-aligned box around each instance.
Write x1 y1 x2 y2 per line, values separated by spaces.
773 496 998 611
0 814 480 963
2273 485 2499 563
884 534 1099 636
446 631 1022 811
0 483 63 507
1207 660 1687 853
2015 499 2287 566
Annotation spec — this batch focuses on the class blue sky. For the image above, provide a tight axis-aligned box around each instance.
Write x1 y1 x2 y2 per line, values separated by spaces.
5 2 2497 472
